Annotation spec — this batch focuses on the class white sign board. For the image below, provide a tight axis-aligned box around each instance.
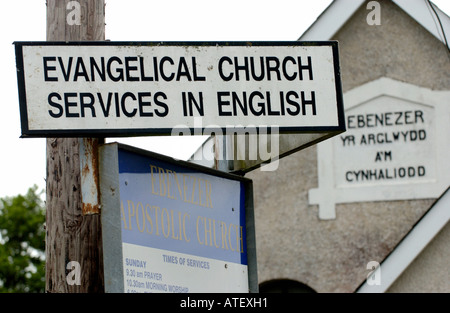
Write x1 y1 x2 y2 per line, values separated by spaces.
15 41 344 137
309 78 450 219
335 98 432 187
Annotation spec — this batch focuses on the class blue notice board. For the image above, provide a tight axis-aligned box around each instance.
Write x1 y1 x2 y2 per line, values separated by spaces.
100 143 257 293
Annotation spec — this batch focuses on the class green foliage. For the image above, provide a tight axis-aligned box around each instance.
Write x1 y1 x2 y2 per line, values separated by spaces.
0 185 45 293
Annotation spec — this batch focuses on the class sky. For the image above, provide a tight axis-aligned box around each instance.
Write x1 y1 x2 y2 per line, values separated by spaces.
1 0 449 199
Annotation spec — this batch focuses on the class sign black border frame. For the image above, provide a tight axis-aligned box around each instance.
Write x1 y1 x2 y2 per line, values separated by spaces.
14 41 345 138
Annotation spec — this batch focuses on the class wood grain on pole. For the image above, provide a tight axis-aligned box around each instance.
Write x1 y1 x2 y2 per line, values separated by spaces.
45 0 105 293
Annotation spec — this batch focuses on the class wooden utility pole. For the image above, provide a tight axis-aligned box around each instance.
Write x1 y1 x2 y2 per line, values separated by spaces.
45 0 105 293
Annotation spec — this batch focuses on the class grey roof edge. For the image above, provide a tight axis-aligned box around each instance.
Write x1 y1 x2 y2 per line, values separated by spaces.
356 186 450 293
299 0 450 49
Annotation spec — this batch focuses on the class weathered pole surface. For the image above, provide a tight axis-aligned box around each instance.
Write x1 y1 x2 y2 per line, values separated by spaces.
45 0 105 292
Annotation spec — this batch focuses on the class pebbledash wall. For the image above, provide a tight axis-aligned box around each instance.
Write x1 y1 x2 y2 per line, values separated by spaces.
246 0 450 292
